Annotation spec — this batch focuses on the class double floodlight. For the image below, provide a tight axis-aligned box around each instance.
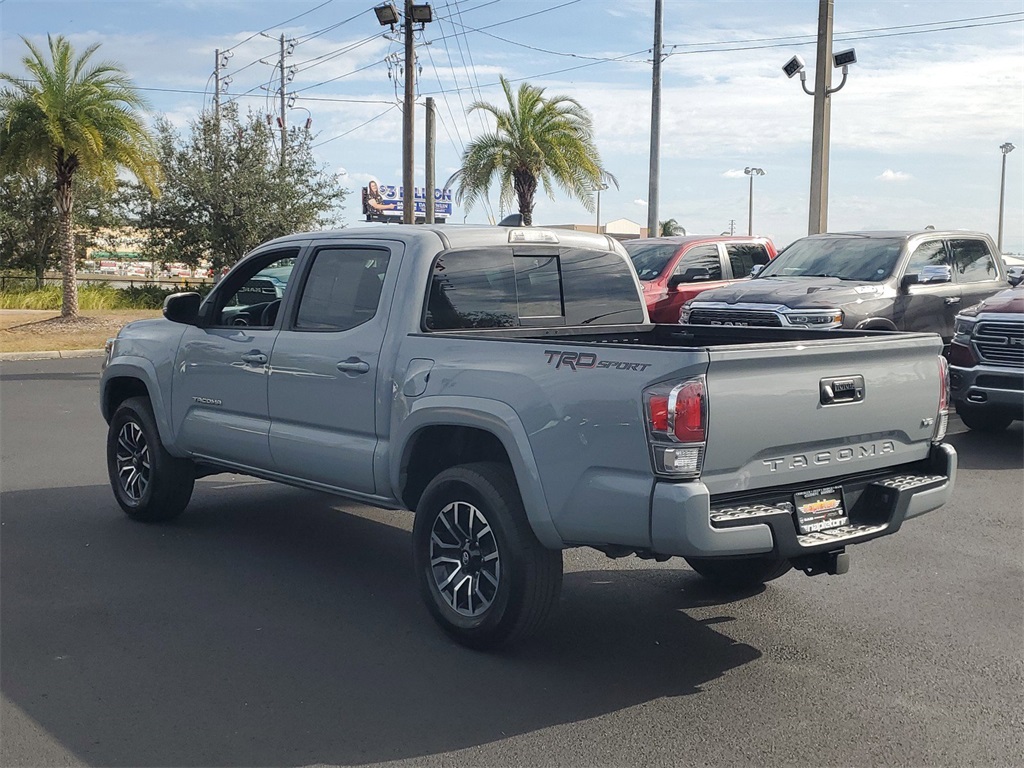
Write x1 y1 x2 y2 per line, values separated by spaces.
374 2 432 26
783 48 857 78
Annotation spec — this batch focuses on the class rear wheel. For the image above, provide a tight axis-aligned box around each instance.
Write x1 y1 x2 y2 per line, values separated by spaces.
412 462 562 649
107 396 195 522
956 403 1013 432
684 554 791 588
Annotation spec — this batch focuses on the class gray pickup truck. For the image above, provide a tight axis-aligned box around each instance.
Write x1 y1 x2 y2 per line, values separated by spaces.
101 225 957 648
681 230 1009 343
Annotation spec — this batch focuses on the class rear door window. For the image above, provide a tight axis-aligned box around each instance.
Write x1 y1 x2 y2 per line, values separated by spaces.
949 239 999 283
725 243 771 279
293 247 391 331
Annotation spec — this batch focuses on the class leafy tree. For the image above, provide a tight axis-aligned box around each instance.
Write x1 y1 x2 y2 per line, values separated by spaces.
0 169 121 286
133 105 347 272
0 34 160 317
659 218 686 236
447 75 614 226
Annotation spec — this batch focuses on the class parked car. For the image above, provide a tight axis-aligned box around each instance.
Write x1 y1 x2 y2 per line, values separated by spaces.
681 230 1010 343
624 236 777 323
947 284 1024 431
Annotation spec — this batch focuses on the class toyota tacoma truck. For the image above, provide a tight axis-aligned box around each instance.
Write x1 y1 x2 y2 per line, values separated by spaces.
947 284 1024 431
101 225 957 648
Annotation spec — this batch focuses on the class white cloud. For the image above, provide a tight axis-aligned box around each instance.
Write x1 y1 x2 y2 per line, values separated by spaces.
722 169 747 178
633 198 647 206
877 169 912 182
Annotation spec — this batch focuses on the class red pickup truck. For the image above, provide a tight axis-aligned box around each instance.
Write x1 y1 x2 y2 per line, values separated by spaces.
624 236 777 323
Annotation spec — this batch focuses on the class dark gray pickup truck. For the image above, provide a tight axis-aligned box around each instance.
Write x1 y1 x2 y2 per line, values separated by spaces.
681 230 1009 343
101 225 957 648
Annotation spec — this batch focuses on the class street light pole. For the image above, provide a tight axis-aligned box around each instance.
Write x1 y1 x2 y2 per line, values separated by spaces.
402 1 415 224
998 142 1015 252
646 0 663 238
595 183 608 232
744 167 764 235
808 0 834 235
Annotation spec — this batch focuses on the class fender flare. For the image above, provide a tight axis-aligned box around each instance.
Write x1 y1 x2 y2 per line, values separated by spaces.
391 395 564 549
100 358 181 455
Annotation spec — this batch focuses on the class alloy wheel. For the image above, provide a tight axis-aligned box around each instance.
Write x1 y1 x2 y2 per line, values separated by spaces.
115 420 150 502
428 500 501 617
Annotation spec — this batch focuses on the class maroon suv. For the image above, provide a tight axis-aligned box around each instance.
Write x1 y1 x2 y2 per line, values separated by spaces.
624 236 777 323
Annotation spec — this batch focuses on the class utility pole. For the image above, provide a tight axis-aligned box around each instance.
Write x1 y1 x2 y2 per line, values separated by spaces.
425 96 436 224
998 142 1015 252
214 49 221 123
403 1 416 224
808 0 834 234
279 34 287 169
646 0 663 238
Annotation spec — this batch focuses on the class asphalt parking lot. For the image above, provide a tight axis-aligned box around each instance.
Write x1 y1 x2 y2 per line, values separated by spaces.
1 357 1022 768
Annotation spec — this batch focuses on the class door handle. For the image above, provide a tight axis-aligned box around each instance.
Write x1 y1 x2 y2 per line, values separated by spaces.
944 297 961 305
337 359 370 374
240 352 268 364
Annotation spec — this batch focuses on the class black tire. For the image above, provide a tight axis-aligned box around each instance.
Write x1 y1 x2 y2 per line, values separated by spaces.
684 554 792 588
412 462 563 650
955 403 1013 432
106 396 195 522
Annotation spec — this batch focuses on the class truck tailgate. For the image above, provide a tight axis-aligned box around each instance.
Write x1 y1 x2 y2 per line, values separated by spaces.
701 333 944 496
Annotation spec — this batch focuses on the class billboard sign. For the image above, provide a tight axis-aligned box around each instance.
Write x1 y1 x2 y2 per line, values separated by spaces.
379 185 454 217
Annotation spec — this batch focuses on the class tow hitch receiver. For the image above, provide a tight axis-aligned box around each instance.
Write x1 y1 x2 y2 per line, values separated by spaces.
794 549 850 577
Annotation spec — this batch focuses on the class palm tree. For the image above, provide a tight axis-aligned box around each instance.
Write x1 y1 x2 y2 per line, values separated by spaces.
447 75 614 226
0 35 160 318
659 218 686 236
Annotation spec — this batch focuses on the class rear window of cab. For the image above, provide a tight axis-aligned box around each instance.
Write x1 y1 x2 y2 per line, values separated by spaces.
425 246 646 330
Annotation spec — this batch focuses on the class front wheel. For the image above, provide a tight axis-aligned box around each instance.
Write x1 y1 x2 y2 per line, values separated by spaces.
955 403 1013 432
106 396 195 522
412 462 563 649
684 554 791 588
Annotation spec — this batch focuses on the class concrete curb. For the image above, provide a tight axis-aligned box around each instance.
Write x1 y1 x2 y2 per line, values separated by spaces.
0 348 104 362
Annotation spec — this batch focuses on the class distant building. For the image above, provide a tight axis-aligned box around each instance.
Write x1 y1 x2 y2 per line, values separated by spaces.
548 218 648 240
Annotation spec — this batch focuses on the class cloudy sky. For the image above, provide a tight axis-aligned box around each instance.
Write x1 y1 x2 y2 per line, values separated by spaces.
2 0 1022 250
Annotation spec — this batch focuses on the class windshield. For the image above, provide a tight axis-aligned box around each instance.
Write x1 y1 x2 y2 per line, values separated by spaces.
758 236 903 282
625 242 680 280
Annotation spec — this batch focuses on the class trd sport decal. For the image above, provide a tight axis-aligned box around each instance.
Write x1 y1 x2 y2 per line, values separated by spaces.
544 350 652 372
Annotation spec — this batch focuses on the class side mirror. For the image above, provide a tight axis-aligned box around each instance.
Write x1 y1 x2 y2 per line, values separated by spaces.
750 264 765 277
163 292 201 325
669 267 712 288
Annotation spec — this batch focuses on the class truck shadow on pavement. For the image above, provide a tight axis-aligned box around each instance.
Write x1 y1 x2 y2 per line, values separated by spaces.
1 481 761 768
945 421 1023 470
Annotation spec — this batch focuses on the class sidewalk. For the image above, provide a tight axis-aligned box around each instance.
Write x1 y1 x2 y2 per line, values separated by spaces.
0 348 105 361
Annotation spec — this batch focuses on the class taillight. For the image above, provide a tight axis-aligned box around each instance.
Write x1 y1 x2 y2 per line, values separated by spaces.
934 355 949 442
644 377 707 478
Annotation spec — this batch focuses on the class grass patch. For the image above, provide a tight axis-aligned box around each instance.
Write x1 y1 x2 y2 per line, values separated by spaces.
0 283 211 310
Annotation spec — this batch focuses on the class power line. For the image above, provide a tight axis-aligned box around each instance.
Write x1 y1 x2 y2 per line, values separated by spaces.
665 11 1024 52
224 0 340 54
311 104 399 148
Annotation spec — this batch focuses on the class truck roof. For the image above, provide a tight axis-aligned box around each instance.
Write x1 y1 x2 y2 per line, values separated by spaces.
259 224 627 255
